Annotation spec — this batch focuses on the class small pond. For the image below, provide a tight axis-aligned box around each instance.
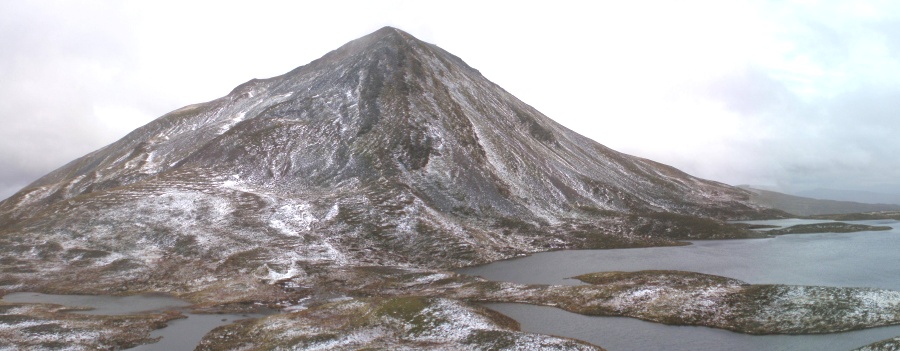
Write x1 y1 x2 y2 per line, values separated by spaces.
1 292 266 351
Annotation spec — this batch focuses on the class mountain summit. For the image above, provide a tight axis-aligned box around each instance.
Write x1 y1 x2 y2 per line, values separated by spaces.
0 27 772 294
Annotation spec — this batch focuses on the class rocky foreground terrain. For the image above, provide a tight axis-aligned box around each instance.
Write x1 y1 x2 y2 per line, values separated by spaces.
196 297 602 351
3 27 899 350
8 267 900 350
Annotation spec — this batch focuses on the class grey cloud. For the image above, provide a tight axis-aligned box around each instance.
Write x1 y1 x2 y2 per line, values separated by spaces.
706 72 900 194
0 2 139 201
791 19 850 67
707 66 797 115
693 2 900 195
0 164 43 202
748 86 900 194
825 88 900 128
873 20 900 56
812 87 900 190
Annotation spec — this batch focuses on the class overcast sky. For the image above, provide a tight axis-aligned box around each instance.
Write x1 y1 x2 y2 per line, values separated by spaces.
2 0 900 201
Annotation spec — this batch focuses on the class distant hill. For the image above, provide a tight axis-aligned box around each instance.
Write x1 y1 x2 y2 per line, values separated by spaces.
795 188 900 206
739 186 900 216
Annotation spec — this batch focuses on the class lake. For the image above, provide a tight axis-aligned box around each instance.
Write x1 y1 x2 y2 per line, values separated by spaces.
0 292 266 351
459 219 900 350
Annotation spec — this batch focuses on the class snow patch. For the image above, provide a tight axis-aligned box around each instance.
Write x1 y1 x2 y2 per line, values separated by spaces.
140 151 157 173
268 202 317 235
409 299 496 342
324 204 340 221
219 112 247 134
264 262 302 282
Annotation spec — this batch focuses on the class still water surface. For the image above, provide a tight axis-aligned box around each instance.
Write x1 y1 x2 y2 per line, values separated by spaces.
1 292 264 351
460 219 900 350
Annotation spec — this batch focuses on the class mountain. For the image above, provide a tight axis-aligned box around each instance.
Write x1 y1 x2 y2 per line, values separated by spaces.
794 188 900 206
740 186 900 216
0 27 775 297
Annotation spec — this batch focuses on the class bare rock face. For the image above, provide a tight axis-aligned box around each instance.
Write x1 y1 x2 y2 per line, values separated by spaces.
0 27 773 295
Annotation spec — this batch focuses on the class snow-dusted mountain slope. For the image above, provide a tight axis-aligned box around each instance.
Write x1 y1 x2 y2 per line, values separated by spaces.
0 27 776 294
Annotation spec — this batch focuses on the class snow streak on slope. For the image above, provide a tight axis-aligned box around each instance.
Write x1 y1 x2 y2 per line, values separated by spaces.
0 27 774 295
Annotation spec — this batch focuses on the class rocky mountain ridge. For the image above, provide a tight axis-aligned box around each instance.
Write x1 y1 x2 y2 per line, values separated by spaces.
0 27 776 297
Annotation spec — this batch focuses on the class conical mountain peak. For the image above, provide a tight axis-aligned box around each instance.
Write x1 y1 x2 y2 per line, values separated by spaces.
362 26 415 44
0 28 774 298
271 26 478 90
339 26 439 59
